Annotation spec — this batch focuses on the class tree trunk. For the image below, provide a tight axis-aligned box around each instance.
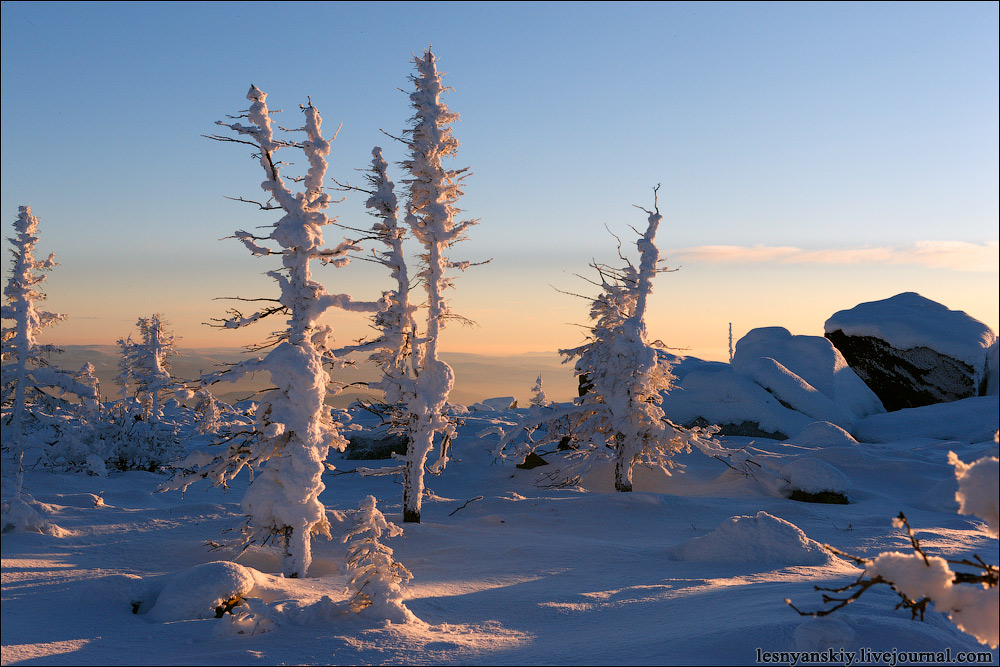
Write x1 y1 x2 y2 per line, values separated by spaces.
614 434 633 492
402 464 421 523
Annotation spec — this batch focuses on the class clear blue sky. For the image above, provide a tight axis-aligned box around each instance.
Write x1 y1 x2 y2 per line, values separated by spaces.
2 1 997 359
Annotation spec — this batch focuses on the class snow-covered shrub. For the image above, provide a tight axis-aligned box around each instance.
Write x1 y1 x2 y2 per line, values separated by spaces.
788 450 999 649
342 495 416 623
163 87 382 578
194 388 222 435
528 375 550 412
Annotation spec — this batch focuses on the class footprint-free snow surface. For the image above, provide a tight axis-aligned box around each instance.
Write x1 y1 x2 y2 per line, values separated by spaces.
3 398 998 665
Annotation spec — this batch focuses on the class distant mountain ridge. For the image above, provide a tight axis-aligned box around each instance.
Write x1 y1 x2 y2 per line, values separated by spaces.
52 346 577 408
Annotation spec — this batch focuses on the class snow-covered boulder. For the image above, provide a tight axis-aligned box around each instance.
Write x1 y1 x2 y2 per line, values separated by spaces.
147 561 258 622
664 370 813 440
781 458 850 503
732 327 885 427
825 292 996 411
671 511 829 565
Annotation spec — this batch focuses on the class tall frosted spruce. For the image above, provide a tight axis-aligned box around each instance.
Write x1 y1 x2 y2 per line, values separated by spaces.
168 87 382 577
2 206 98 465
400 50 477 523
562 190 719 491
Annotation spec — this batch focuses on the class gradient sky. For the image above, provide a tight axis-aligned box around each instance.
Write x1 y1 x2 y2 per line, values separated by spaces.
2 1 997 363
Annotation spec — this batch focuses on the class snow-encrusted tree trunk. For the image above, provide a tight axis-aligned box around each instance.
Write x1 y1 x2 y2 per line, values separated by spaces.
114 336 132 405
168 87 383 577
399 49 477 523
1 206 97 458
561 189 718 492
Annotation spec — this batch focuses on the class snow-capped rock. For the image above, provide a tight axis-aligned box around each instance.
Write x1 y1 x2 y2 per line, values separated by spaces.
825 293 996 411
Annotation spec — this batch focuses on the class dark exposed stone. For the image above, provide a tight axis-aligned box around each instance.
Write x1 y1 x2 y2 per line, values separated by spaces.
686 417 788 441
825 329 978 412
516 452 549 469
788 489 849 504
345 433 409 460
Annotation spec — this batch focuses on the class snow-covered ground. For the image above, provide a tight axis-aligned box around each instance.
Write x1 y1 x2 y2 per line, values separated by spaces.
3 394 997 665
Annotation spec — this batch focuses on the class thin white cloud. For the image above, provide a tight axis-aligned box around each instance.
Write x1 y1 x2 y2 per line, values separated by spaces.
672 241 999 273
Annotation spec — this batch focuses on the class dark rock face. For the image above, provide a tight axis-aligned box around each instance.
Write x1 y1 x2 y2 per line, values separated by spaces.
825 329 978 412
685 417 788 441
345 433 408 460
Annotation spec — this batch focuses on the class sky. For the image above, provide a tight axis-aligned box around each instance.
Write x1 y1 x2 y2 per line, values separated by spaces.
1 1 997 363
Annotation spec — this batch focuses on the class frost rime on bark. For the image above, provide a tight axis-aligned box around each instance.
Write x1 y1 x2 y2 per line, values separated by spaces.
167 87 382 577
560 191 720 491
398 50 477 523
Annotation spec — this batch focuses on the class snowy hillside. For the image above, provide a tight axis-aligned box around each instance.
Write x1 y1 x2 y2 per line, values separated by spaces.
3 391 997 664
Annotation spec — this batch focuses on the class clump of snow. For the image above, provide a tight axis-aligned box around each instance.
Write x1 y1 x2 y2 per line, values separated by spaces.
1 496 65 537
865 550 998 649
782 458 849 495
146 561 258 622
948 450 999 537
671 511 829 565
825 293 996 371
792 421 858 447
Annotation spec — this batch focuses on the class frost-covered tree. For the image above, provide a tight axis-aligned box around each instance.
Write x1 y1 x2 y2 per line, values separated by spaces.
129 314 178 424
113 336 133 405
342 495 416 623
529 375 550 411
337 146 418 426
194 388 222 435
165 87 382 577
1 206 97 450
398 49 478 523
504 190 720 492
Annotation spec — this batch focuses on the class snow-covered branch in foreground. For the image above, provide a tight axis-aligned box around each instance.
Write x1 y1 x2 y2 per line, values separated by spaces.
788 449 999 649
398 49 479 523
166 87 381 578
556 189 721 491
342 495 417 624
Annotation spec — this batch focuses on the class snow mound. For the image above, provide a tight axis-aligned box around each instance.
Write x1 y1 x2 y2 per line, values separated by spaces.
1 496 66 537
665 370 812 439
471 396 517 412
793 616 858 651
853 396 999 444
671 511 829 565
825 292 996 370
732 327 884 427
782 458 849 495
147 561 258 622
793 421 858 447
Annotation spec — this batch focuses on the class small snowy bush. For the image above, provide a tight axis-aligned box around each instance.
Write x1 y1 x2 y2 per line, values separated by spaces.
342 495 416 624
